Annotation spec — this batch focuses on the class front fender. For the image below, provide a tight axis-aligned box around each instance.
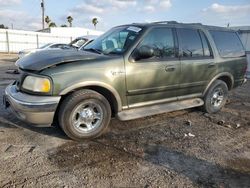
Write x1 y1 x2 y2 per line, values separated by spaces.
59 81 123 112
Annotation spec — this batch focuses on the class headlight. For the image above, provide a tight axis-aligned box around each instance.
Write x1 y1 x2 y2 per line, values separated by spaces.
22 75 51 93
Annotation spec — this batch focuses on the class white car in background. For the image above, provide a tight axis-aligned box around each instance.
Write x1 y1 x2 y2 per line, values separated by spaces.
18 43 70 59
71 35 98 50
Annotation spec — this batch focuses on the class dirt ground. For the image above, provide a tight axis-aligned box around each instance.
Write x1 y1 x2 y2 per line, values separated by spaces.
0 54 249 188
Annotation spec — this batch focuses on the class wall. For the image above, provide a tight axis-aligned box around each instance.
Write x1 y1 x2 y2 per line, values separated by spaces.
0 27 104 53
0 29 73 53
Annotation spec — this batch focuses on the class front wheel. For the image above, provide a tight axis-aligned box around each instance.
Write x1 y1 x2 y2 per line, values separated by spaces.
58 89 111 141
202 80 228 114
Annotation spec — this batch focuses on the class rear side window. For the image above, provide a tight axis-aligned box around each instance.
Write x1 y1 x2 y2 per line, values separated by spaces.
210 30 245 58
178 28 204 58
200 31 213 57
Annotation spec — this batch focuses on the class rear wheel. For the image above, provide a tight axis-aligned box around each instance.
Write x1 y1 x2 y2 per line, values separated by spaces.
202 80 228 114
58 89 111 141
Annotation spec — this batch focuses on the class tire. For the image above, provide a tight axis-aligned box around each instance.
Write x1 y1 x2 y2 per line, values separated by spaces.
202 80 228 114
58 89 111 141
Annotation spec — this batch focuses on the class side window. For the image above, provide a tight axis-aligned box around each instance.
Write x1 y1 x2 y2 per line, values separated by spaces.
178 28 203 57
199 31 213 57
50 44 60 48
138 27 175 59
210 30 245 58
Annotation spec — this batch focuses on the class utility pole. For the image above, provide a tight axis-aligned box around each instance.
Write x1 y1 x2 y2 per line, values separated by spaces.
41 0 45 29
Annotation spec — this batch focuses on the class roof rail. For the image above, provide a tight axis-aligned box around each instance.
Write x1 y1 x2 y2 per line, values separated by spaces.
151 21 178 24
183 23 203 25
131 21 203 26
152 21 203 25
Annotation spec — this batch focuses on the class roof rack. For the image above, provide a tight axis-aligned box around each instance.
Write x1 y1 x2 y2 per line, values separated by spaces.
183 23 203 25
151 21 179 24
151 21 203 25
132 21 203 26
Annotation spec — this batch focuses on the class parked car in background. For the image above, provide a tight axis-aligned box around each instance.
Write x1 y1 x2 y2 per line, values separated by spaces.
18 43 70 59
4 21 247 141
69 35 98 49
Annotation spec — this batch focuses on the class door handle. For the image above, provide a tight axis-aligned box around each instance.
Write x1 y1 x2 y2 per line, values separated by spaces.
165 65 176 72
208 63 215 68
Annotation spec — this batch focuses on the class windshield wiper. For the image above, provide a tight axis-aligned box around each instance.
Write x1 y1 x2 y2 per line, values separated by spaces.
84 48 103 54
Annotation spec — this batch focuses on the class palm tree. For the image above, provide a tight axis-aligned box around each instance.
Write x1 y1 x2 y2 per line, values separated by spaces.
49 22 56 27
92 18 98 29
45 16 51 27
67 16 73 27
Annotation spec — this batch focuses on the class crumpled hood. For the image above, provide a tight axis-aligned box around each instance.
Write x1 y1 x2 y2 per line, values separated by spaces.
16 49 107 71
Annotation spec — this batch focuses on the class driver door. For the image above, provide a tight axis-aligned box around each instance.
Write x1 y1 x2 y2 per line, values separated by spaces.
125 27 181 107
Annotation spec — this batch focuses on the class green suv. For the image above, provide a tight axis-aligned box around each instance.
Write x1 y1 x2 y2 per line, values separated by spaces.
4 21 247 141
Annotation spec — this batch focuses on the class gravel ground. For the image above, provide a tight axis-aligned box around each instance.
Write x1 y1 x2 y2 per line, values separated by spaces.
0 54 249 188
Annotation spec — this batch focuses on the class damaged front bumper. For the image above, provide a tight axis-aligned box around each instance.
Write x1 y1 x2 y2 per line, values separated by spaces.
3 84 61 126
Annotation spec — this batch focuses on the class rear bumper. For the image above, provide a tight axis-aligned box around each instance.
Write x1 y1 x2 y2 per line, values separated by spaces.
3 84 61 126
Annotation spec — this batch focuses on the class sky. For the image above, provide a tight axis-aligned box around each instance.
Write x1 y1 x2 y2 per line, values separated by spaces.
0 0 250 31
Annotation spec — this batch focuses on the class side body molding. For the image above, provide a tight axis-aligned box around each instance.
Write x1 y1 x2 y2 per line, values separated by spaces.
59 81 123 112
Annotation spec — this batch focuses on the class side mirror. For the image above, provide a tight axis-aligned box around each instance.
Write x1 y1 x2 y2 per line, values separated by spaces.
138 45 154 59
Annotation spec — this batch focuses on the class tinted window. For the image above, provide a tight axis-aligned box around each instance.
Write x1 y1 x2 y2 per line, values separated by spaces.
210 30 245 58
238 32 250 51
39 43 52 49
138 27 175 59
200 31 212 57
50 44 61 48
178 28 203 57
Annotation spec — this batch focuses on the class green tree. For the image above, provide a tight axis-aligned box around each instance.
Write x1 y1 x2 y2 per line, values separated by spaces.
45 16 51 27
67 16 73 27
0 24 8 29
92 18 98 29
61 24 68 27
49 22 57 27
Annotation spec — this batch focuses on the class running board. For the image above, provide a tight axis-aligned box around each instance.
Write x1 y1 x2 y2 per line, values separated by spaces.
117 98 204 121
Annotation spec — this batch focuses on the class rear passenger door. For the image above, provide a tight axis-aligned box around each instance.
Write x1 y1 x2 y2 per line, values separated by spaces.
176 28 215 97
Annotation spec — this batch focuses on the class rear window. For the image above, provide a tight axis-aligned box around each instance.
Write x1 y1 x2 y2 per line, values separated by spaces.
210 30 245 58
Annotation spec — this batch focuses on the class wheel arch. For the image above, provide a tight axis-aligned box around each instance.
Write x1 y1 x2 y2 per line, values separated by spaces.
203 72 234 96
59 81 122 115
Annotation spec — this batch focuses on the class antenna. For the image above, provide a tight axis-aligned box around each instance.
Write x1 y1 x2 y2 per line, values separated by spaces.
41 0 45 29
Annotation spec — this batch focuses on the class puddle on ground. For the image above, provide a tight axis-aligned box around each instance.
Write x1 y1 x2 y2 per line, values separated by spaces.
143 144 250 188
227 158 250 173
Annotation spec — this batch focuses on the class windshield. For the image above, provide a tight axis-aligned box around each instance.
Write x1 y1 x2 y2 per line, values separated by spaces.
39 43 52 49
84 26 143 55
